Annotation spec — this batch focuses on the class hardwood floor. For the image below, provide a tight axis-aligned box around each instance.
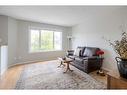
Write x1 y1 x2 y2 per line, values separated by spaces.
0 60 107 89
0 65 24 89
89 71 107 85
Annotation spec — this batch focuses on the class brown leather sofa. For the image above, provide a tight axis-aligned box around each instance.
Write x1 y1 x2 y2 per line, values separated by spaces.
66 47 103 73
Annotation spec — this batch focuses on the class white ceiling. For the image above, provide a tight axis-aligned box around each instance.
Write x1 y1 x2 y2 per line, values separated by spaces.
0 6 126 26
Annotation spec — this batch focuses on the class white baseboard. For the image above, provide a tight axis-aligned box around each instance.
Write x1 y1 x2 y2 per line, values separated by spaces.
101 67 112 72
8 58 57 68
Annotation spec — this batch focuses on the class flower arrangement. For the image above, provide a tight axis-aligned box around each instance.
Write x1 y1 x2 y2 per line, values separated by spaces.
108 32 127 59
96 50 104 58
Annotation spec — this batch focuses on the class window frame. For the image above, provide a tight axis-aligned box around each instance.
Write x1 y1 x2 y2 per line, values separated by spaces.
28 27 63 53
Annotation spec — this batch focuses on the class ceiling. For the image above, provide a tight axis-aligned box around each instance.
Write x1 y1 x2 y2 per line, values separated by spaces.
0 6 126 27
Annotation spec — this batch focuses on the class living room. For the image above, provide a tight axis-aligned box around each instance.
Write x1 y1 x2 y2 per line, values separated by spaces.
0 3 127 94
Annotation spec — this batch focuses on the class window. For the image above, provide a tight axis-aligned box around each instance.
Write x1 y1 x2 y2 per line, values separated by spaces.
29 28 62 52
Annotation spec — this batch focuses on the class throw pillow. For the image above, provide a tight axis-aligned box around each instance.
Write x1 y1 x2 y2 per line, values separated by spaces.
74 48 81 56
83 48 97 57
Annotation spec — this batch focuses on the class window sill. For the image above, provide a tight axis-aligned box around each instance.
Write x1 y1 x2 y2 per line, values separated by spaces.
29 50 63 54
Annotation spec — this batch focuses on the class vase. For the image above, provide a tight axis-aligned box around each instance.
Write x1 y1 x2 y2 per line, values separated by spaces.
115 57 127 79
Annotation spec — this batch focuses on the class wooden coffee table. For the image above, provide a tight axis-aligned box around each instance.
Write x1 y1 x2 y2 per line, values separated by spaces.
58 57 66 67
58 57 73 73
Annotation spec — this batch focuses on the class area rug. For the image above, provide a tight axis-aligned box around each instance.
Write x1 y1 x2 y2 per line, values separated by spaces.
15 60 106 89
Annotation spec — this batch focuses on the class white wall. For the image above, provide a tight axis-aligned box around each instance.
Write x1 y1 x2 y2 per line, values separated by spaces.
1 15 72 66
72 8 127 72
0 15 8 45
8 17 18 66
16 20 71 64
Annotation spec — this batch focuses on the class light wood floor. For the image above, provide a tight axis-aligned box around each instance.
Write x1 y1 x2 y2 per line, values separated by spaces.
0 60 107 89
0 65 24 89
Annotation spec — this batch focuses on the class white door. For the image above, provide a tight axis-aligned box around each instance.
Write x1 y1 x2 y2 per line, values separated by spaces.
0 45 8 75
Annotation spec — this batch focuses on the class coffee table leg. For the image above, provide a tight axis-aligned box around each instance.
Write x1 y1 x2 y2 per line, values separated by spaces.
63 62 73 73
58 61 65 68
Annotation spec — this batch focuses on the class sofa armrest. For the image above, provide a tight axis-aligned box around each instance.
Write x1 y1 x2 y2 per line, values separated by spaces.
66 50 74 56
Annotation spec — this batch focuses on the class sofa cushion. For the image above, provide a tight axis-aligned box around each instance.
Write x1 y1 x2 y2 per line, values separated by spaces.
78 47 85 56
68 55 75 60
83 47 99 57
75 56 84 62
67 50 74 56
74 47 85 56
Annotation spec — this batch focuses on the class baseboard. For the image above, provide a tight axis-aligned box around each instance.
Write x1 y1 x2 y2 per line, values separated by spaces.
8 58 57 68
101 67 112 72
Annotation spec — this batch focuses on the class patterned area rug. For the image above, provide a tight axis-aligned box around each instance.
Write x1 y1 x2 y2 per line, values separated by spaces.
15 60 106 89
